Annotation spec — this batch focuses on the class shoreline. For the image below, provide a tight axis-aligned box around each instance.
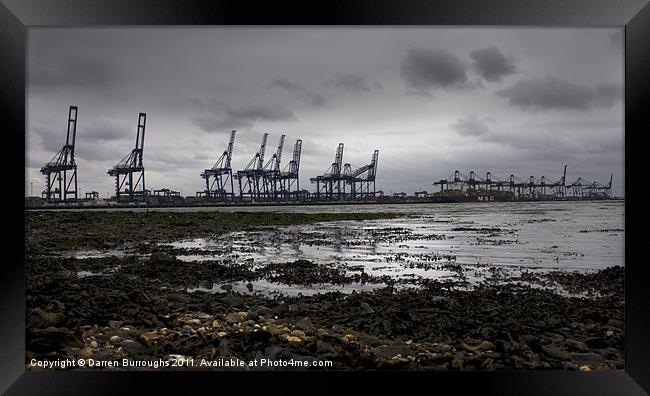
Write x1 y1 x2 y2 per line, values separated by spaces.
26 197 624 211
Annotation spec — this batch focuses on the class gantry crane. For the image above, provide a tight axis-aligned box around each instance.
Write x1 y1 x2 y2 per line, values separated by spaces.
107 113 147 202
237 133 269 201
262 134 286 201
346 150 379 198
310 143 345 200
277 139 302 200
199 130 236 201
41 106 79 203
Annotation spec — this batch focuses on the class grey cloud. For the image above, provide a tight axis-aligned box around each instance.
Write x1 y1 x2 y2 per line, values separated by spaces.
29 56 120 93
450 115 494 137
33 114 140 166
34 127 66 153
79 116 133 142
496 77 622 111
325 74 381 92
194 151 215 161
269 78 326 106
400 48 476 95
593 84 623 107
469 46 517 82
227 104 295 121
77 142 131 163
191 99 296 132
453 118 622 177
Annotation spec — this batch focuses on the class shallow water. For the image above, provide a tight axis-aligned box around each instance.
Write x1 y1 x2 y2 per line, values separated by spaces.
170 201 623 265
187 279 386 297
72 201 625 296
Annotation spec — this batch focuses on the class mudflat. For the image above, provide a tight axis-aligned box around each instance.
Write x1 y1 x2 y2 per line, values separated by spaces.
25 209 624 370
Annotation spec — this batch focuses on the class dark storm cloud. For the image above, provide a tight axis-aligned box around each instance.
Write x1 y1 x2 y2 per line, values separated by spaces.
33 115 136 157
269 78 326 106
450 115 494 137
496 77 622 111
190 98 296 132
325 74 382 92
469 46 517 82
29 55 120 93
400 48 476 95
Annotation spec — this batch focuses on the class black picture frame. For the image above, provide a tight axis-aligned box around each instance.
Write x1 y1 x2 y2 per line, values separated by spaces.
3 0 648 394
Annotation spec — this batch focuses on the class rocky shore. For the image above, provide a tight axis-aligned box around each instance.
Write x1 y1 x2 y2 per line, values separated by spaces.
25 210 624 370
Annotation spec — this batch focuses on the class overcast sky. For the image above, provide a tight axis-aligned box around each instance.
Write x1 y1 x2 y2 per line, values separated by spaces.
26 27 624 197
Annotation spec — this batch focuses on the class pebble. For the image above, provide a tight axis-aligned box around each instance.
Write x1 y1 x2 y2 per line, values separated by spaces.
120 339 143 353
80 347 94 358
316 341 335 353
566 339 589 352
255 306 272 316
541 344 571 361
342 334 356 342
225 312 247 323
90 341 98 348
373 345 413 359
109 335 120 343
478 341 496 351
108 320 123 329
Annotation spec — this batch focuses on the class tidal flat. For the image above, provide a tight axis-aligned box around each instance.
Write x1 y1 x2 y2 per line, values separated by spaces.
25 202 624 370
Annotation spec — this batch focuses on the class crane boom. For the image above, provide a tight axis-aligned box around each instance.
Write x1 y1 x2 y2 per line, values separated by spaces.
275 134 286 171
66 105 78 154
291 139 302 174
135 113 146 167
257 133 269 170
226 130 236 169
368 150 379 180
333 143 344 176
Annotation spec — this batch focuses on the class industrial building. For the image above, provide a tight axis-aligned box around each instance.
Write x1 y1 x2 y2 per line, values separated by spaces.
433 166 613 200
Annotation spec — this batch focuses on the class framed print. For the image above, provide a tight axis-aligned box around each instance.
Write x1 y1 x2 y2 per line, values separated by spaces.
3 0 649 394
